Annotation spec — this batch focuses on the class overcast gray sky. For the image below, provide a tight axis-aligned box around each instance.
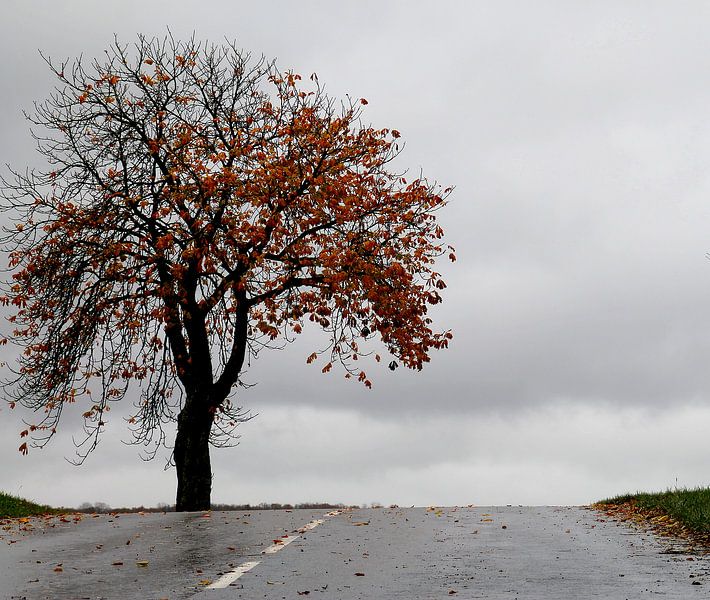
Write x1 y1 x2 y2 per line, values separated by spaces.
2 0 710 508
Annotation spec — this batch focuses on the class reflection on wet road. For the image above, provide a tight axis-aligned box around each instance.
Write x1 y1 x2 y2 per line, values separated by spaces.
0 508 326 599
2 506 710 599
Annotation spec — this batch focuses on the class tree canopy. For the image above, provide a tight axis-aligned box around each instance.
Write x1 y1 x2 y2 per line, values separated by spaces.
0 34 453 509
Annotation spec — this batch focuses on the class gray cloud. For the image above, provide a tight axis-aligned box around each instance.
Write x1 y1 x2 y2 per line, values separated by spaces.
2 1 710 506
3 403 710 507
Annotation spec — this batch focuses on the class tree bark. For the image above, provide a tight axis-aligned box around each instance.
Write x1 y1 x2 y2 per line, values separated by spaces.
174 398 213 511
172 301 247 512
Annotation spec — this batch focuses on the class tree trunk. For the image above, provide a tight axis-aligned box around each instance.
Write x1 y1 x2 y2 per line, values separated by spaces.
174 399 213 511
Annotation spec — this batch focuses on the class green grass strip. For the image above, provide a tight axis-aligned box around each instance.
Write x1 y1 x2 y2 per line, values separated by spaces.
0 491 55 519
598 487 710 533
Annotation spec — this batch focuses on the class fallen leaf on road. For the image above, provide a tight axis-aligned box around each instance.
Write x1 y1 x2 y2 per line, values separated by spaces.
198 579 211 586
111 561 123 566
136 560 149 567
297 591 310 596
352 522 369 526
53 566 63 572
354 572 365 576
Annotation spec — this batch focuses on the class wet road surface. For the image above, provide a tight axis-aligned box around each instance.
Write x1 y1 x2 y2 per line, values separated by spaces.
2 506 709 599
0 508 326 599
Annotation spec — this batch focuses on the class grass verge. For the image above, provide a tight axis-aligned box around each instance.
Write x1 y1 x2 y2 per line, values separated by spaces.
0 491 56 519
594 487 710 552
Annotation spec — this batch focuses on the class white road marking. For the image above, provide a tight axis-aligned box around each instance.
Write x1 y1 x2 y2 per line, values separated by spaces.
262 534 299 554
206 560 260 589
206 512 341 590
297 518 324 533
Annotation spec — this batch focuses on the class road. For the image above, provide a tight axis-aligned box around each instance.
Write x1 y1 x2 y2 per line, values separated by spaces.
1 505 708 599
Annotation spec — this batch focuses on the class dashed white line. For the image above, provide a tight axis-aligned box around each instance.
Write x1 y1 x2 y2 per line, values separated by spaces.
262 534 299 555
206 560 260 589
298 518 324 533
206 512 341 590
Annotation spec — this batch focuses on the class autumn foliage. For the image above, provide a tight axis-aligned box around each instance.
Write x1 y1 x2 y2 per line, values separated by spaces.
0 35 453 509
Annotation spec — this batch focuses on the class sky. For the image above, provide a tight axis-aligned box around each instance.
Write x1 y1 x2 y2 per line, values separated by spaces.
2 0 710 508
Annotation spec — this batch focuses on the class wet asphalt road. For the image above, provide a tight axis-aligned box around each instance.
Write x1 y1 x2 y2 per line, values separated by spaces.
0 509 326 599
1 506 709 599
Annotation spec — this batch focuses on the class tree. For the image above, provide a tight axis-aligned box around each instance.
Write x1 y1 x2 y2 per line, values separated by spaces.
0 35 454 511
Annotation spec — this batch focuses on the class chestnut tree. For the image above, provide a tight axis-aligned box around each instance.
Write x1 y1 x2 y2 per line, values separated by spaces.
0 35 453 511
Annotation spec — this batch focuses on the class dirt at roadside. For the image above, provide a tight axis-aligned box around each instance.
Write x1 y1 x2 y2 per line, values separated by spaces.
592 502 710 555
